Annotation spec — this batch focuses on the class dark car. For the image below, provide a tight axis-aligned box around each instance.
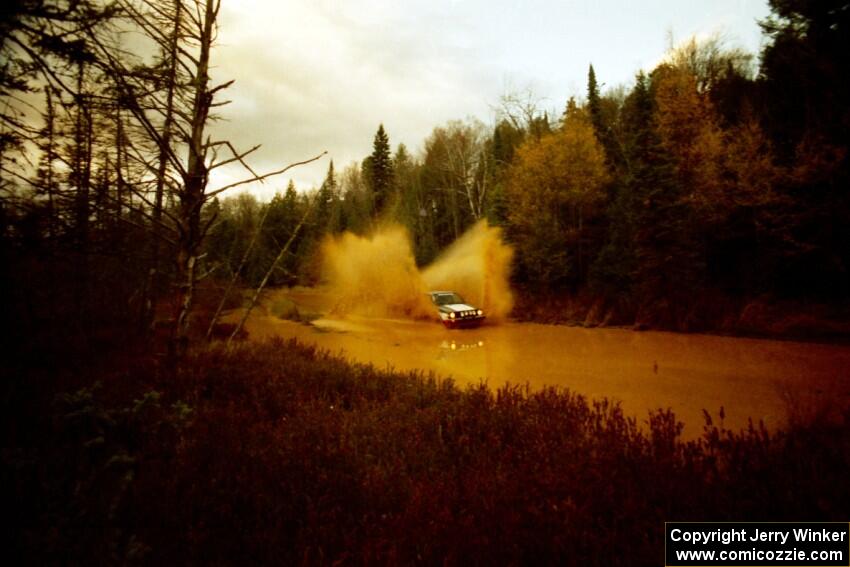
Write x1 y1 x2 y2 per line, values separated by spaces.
427 291 485 329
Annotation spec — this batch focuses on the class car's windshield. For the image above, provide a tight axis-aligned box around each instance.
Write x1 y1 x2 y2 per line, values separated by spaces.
432 292 465 306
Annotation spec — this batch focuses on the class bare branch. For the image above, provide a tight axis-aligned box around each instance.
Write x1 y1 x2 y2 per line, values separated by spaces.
83 26 191 179
208 79 234 96
116 0 199 76
205 151 327 199
208 142 260 174
6 34 80 100
227 192 316 344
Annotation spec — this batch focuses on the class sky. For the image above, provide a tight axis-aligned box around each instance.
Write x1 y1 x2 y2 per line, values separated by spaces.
207 0 772 200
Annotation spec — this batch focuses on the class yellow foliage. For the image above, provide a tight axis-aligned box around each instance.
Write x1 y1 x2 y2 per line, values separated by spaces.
654 65 725 214
506 114 609 233
656 65 785 223
504 109 609 283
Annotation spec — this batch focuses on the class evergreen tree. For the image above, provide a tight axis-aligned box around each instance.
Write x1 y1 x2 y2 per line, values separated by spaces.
317 160 341 233
587 64 603 135
392 143 414 225
629 71 703 327
366 124 394 216
491 119 523 167
265 180 304 283
759 0 850 162
586 63 635 176
338 163 372 234
324 160 337 193
757 0 850 298
586 64 615 165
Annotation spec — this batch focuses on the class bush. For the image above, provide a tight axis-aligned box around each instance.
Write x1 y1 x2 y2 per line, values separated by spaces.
5 339 848 565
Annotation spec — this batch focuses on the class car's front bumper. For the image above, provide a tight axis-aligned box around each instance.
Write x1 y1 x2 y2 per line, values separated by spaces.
442 316 485 329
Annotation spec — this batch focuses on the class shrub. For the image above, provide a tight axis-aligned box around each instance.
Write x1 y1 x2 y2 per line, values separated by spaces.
5 339 848 565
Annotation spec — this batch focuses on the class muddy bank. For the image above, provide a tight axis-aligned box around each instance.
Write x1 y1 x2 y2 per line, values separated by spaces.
511 288 850 341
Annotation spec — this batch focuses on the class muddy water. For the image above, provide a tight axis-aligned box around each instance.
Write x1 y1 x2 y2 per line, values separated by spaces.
232 288 850 439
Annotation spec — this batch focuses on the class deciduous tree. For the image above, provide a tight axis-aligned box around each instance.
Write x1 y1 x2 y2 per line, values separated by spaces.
506 99 608 287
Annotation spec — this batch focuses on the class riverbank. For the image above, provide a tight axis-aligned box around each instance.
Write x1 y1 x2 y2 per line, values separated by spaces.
511 287 850 342
5 338 848 564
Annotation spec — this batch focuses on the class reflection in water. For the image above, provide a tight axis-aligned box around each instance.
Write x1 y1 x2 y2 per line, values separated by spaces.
440 339 485 352
436 339 486 362
230 289 850 439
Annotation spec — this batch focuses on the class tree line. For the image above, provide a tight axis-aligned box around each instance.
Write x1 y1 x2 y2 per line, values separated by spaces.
206 0 850 329
3 0 849 351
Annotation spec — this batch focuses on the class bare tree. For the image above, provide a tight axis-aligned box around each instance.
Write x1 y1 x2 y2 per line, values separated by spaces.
665 33 755 92
82 0 326 357
425 119 490 224
494 85 545 132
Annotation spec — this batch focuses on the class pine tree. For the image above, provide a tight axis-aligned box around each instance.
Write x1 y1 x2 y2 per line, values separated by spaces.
263 180 304 283
591 72 666 301
491 119 523 167
629 71 703 327
367 124 394 216
392 143 413 225
318 160 341 233
587 64 603 133
586 63 623 168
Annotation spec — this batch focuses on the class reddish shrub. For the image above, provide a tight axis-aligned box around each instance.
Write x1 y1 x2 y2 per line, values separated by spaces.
5 338 848 564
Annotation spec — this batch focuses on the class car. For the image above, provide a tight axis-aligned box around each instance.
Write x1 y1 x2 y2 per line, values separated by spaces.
427 291 485 329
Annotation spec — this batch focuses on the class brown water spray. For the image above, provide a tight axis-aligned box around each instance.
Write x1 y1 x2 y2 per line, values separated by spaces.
321 220 514 321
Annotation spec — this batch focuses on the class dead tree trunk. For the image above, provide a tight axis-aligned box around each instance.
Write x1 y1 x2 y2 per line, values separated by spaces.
171 0 216 359
43 85 57 242
82 0 326 359
114 105 125 222
144 0 182 334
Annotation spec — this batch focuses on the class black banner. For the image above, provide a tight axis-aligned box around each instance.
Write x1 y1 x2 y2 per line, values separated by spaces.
665 522 849 566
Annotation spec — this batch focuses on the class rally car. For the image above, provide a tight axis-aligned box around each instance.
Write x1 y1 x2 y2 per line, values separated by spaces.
427 291 485 329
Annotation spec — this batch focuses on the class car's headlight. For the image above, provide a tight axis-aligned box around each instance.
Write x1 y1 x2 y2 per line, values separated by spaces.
477 309 483 316
449 312 455 319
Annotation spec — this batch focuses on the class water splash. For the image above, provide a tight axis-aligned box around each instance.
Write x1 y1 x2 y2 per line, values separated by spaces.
321 220 514 321
422 221 514 320
320 225 433 319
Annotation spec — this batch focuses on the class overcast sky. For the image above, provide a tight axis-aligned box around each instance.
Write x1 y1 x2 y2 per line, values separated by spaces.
207 0 771 200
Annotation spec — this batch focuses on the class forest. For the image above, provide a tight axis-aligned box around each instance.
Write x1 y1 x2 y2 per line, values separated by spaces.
3 0 850 349
2 0 850 564
202 10 850 335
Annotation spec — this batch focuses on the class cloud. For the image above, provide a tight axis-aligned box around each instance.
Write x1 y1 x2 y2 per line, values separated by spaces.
204 0 770 200
208 0 497 198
